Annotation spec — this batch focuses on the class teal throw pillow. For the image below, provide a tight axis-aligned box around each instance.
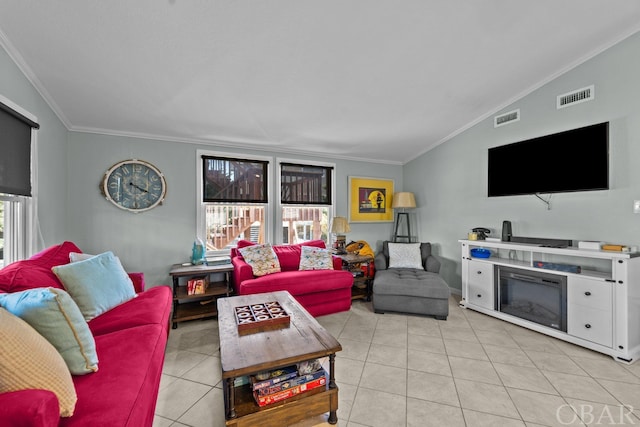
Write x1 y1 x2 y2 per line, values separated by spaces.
0 287 98 375
52 251 136 321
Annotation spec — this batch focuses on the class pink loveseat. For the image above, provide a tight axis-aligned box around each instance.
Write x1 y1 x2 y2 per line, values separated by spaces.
231 240 353 317
0 241 172 427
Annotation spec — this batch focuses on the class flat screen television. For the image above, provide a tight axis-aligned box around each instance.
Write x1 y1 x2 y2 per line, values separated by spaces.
488 122 609 197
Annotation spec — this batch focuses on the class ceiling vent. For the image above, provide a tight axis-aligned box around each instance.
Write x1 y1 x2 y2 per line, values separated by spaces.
557 85 594 109
494 109 520 128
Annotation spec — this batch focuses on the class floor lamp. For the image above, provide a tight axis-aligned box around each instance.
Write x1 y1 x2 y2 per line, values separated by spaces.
392 192 416 242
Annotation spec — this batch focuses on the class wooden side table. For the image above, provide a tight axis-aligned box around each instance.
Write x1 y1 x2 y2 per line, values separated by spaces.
333 253 374 301
169 263 234 329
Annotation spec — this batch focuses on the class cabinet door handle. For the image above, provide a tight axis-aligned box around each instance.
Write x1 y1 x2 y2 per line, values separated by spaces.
585 324 592 329
476 271 482 275
584 291 591 296
477 294 482 298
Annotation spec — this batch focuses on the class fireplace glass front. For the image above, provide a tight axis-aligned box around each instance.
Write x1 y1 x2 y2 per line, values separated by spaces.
496 266 567 332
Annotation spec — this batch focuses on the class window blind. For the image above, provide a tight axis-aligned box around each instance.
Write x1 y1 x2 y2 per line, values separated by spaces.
280 163 332 205
0 101 39 197
202 156 268 203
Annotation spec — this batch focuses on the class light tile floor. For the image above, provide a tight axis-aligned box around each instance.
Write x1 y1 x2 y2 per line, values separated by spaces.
154 296 640 427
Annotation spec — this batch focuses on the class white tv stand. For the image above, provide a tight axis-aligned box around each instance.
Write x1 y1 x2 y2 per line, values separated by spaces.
459 239 640 364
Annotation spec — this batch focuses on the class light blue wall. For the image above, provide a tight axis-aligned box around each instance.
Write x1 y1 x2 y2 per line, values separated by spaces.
404 31 640 292
0 46 69 246
66 132 403 285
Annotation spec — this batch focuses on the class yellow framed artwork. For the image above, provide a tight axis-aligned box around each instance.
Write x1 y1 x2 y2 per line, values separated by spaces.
348 176 394 223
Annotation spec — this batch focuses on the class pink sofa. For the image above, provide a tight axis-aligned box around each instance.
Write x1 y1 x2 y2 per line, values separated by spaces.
231 240 353 317
0 241 172 427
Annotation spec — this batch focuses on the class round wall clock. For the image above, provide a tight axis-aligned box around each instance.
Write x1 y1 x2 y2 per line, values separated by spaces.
101 159 167 213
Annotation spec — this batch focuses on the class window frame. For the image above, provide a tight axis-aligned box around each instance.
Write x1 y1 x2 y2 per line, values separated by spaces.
196 150 273 256
275 157 336 245
0 194 31 266
0 94 38 264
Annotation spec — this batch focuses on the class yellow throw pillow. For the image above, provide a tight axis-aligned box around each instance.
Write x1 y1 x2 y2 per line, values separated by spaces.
0 308 77 417
0 288 98 375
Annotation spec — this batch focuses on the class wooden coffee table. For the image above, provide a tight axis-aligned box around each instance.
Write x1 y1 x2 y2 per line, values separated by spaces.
217 291 341 427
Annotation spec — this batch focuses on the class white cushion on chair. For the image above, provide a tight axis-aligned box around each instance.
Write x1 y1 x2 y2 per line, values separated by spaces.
387 243 423 269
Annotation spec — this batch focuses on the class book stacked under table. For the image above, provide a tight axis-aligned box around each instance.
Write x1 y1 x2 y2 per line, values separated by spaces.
249 360 327 407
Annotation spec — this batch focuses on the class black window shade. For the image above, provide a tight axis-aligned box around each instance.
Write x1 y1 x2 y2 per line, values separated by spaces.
202 156 268 203
280 163 332 205
0 101 39 197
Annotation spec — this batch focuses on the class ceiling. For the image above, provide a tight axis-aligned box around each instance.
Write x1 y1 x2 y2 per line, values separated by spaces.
1 1 640 165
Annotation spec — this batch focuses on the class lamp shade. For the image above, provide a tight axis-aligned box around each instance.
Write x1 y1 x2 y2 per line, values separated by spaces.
392 192 416 209
330 216 351 234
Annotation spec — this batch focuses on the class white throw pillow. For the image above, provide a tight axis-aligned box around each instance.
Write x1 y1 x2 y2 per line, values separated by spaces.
69 252 94 262
388 243 423 269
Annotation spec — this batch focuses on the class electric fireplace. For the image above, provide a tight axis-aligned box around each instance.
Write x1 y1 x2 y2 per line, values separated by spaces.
496 266 567 332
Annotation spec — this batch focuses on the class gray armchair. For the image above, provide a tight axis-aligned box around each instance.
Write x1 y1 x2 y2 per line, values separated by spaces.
372 241 450 320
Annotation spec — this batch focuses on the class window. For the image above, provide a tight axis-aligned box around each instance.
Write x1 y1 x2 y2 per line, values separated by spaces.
279 161 334 245
198 153 271 254
196 154 335 253
0 195 30 267
0 96 39 265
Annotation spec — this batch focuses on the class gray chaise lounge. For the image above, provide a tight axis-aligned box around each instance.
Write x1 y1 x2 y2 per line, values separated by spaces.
372 241 450 319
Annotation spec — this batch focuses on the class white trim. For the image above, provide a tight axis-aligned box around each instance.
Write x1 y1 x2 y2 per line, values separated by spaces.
28 129 41 256
77 126 403 166
0 30 71 128
0 93 38 124
0 194 22 202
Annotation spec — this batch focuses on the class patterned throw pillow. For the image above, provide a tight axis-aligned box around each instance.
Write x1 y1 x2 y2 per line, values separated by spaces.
299 246 333 270
239 244 282 277
0 308 77 417
388 243 424 269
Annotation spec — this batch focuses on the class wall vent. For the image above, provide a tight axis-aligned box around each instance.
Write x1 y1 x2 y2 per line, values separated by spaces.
494 109 520 128
557 85 595 109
